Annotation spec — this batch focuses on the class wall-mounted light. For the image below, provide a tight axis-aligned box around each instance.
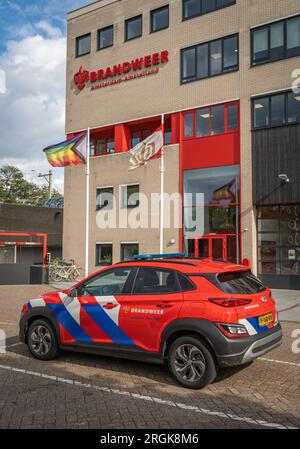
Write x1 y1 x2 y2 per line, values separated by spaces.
278 174 290 184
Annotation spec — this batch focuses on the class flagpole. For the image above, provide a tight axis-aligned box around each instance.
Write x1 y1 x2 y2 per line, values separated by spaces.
160 115 165 254
85 128 90 278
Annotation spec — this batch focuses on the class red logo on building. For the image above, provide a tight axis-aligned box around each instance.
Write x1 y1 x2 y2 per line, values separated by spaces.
73 50 169 92
74 66 90 91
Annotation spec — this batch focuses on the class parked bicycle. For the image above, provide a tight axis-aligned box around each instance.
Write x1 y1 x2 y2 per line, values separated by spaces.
49 259 82 282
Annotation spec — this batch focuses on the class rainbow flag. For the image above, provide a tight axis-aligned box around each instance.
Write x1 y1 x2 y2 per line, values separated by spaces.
43 132 87 167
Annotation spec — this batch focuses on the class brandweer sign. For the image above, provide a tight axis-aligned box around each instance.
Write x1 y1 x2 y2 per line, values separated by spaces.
74 50 169 91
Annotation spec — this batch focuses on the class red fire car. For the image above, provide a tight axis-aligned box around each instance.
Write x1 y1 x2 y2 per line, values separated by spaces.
19 254 282 389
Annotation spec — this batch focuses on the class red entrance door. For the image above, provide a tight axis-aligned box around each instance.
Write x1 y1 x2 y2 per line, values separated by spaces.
185 235 239 262
196 235 226 261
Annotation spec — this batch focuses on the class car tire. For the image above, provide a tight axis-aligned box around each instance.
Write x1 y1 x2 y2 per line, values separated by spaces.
168 335 217 389
27 319 59 361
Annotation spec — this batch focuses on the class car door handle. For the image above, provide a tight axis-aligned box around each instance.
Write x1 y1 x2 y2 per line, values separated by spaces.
103 303 118 310
156 302 176 309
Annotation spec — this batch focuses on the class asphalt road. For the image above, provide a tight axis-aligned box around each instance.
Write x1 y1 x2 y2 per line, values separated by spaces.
0 285 299 429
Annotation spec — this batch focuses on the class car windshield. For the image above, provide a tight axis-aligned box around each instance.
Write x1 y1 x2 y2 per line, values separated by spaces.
217 270 266 294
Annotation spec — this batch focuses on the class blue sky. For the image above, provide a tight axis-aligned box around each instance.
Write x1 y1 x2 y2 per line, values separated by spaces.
0 0 90 52
0 0 92 192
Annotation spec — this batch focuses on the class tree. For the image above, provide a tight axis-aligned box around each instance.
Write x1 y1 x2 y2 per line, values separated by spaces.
0 165 63 206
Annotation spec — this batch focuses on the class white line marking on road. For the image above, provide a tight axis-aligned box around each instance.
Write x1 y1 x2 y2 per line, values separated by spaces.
259 357 300 367
0 363 297 429
0 322 17 327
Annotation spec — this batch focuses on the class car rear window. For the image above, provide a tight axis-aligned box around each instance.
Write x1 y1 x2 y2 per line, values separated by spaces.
216 270 266 294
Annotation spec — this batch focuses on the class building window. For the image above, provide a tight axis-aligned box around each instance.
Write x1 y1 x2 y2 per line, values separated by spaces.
96 244 113 266
227 104 239 131
151 5 169 33
164 127 172 145
131 130 151 147
98 25 113 50
183 0 236 21
121 243 139 261
94 137 115 155
181 34 238 84
76 33 91 57
252 91 300 130
251 15 300 66
184 102 238 138
96 187 114 211
121 185 140 209
125 15 142 41
257 205 300 276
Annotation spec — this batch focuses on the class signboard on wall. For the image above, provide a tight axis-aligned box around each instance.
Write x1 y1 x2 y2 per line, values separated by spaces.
74 50 169 92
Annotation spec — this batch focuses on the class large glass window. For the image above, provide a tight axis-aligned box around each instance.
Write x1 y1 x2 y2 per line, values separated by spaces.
151 5 169 33
252 15 300 66
185 102 238 138
98 25 113 50
76 34 91 57
257 205 300 276
181 34 238 84
253 91 300 129
183 0 235 20
125 15 142 41
183 164 240 237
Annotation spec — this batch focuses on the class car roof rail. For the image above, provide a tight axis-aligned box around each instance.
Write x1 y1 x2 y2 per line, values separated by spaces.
133 253 186 260
116 253 200 267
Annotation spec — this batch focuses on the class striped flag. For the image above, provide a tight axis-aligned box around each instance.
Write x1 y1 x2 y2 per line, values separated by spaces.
128 127 163 171
43 132 87 167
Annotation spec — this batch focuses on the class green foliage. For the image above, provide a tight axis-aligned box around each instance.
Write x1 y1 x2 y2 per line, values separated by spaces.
0 165 63 207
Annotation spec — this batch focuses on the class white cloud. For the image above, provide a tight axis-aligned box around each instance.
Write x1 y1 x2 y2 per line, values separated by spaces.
0 69 6 94
36 21 63 39
0 32 66 192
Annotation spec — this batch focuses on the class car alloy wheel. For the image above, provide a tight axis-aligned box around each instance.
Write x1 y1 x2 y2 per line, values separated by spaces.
30 324 52 356
174 344 206 382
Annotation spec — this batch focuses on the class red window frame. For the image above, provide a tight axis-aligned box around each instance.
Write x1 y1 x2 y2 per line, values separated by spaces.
182 101 239 140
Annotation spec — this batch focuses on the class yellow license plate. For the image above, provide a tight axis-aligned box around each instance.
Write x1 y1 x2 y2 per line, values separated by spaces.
259 313 273 327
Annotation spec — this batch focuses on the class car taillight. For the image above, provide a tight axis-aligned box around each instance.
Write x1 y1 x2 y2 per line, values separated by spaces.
209 298 252 307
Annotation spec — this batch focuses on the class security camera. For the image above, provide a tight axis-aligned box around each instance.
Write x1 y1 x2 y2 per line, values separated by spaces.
278 174 290 183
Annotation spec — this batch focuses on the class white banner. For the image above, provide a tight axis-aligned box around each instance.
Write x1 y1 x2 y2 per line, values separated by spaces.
128 129 163 171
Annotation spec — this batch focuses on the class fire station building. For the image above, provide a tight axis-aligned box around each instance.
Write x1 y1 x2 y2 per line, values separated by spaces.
64 0 300 289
